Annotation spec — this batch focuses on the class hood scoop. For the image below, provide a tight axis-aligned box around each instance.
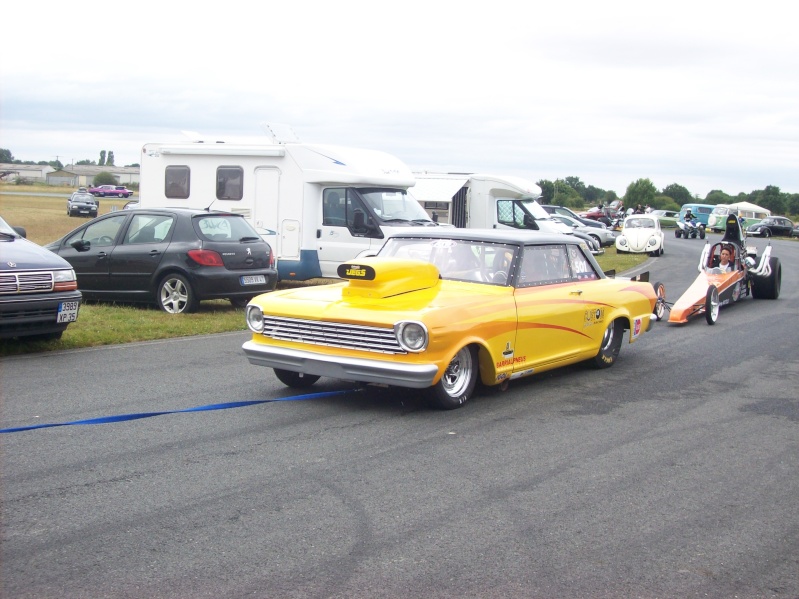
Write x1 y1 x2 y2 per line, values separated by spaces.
337 258 440 299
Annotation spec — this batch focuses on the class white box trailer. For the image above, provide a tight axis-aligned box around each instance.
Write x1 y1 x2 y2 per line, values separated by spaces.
139 129 437 280
408 172 600 251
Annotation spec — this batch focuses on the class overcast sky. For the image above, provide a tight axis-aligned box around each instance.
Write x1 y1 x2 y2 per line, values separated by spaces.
2 1 798 198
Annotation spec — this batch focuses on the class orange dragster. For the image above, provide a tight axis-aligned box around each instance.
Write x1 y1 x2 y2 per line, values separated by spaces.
243 229 661 410
667 214 782 325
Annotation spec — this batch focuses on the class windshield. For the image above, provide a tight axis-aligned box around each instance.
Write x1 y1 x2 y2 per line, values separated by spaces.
358 188 431 222
380 237 518 285
516 198 550 219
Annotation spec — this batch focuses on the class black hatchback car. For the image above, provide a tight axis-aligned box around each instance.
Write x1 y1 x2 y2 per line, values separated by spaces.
46 208 278 313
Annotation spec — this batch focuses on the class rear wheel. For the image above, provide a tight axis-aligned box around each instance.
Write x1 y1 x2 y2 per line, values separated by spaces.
652 281 666 321
751 257 781 299
274 369 320 388
675 229 682 238
428 345 478 410
705 286 719 325
158 273 199 314
590 319 624 368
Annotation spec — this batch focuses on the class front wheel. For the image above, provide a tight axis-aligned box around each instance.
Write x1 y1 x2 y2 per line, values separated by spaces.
699 228 706 240
158 273 199 313
675 229 682 238
762 228 772 238
274 369 320 388
590 319 624 368
428 345 478 410
705 286 719 325
652 281 666 321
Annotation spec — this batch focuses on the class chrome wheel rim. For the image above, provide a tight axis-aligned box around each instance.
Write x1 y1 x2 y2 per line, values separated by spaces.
441 347 474 398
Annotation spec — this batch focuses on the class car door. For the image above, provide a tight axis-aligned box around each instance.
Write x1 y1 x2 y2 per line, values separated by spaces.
511 244 596 370
106 213 175 293
58 214 130 292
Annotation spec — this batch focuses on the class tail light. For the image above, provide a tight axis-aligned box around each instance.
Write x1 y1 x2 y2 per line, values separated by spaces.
187 249 224 266
268 249 275 269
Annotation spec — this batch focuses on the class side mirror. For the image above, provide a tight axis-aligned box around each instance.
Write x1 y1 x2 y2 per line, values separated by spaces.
70 239 91 252
12 226 26 238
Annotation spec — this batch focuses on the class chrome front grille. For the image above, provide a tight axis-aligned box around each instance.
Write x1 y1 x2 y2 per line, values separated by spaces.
0 272 55 294
261 316 405 354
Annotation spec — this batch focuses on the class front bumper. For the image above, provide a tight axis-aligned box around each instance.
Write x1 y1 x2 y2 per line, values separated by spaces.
0 290 82 339
242 340 439 388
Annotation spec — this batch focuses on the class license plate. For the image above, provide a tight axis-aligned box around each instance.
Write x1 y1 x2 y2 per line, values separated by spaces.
240 275 266 286
57 301 80 323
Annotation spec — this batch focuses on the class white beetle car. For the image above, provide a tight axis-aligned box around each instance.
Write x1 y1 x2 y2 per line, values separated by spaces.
615 215 665 256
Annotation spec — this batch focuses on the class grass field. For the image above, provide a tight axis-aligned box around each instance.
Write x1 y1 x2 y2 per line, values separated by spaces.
0 183 648 356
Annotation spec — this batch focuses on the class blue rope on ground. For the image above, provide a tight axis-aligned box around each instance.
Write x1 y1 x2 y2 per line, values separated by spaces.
0 389 354 434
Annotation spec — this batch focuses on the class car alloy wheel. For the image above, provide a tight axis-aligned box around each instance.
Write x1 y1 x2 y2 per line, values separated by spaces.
429 345 478 410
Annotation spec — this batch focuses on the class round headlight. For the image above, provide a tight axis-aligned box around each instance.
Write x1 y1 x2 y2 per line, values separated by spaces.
245 305 264 333
648 237 657 246
395 321 428 352
618 237 627 246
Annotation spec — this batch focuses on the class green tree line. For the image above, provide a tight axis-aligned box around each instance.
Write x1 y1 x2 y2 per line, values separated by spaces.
0 148 139 169
537 176 799 217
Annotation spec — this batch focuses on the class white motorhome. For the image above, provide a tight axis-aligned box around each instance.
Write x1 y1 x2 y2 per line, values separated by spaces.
408 172 601 252
139 127 437 280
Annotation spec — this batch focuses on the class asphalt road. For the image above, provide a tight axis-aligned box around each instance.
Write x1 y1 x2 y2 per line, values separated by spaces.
2 235 797 599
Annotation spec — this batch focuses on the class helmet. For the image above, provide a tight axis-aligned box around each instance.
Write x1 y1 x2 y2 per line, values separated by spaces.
686 208 693 214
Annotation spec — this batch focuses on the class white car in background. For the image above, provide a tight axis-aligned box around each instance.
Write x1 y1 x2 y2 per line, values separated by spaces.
615 215 665 257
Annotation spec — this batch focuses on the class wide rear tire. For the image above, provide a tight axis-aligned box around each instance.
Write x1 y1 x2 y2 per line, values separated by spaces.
428 345 478 410
590 319 624 368
751 257 781 299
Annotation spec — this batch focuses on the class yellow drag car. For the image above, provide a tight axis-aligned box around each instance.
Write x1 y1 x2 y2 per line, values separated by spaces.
243 230 660 409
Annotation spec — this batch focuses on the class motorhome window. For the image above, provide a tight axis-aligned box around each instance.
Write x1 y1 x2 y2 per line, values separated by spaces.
323 188 347 226
497 199 528 228
165 166 190 199
216 167 243 201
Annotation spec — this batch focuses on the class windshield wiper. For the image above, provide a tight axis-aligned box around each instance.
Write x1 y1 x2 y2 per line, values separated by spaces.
0 231 17 240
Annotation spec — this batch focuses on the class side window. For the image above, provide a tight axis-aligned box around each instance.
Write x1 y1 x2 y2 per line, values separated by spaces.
216 166 243 200
165 166 190 199
567 245 598 280
67 215 128 247
497 200 519 227
518 244 574 287
322 188 347 226
125 214 175 244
